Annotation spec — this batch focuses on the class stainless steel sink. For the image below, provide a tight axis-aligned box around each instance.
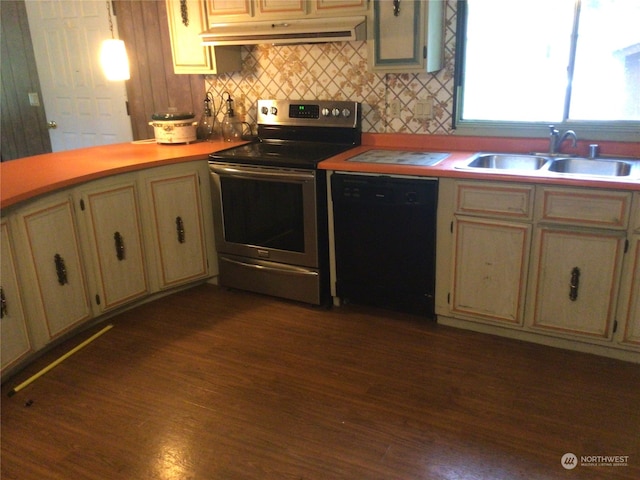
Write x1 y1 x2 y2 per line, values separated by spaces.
547 158 632 177
464 154 548 170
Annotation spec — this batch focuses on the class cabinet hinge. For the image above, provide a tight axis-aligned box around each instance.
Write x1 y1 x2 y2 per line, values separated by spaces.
613 319 618 333
80 198 85 211
423 45 427 59
95 294 101 305
624 239 629 253
125 100 130 116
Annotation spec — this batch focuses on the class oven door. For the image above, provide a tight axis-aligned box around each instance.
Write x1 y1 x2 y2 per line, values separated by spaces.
210 162 319 268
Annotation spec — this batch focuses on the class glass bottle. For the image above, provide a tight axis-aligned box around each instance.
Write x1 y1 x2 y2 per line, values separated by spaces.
198 94 215 141
221 95 242 142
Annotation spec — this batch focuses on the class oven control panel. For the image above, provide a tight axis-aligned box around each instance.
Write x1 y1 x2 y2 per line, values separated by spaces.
257 99 360 128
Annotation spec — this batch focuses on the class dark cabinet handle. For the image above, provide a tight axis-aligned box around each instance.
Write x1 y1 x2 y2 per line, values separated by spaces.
176 216 185 243
54 253 68 285
393 0 400 16
0 287 6 318
114 231 125 260
569 267 580 301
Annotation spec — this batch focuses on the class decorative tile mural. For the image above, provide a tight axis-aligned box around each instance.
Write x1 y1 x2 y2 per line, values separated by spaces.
205 1 457 135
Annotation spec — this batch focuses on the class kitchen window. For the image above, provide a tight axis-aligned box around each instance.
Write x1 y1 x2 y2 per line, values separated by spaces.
454 0 640 141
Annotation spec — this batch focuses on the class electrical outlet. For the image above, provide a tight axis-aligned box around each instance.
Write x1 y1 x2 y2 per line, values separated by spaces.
414 98 433 119
389 99 400 118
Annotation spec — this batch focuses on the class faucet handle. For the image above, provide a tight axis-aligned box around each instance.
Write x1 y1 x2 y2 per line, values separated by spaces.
549 125 559 135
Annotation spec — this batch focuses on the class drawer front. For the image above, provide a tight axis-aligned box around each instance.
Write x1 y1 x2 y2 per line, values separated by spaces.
538 187 631 229
455 182 534 220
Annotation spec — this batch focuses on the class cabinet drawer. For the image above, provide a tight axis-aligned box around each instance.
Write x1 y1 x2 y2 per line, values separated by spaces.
455 182 534 219
537 187 631 229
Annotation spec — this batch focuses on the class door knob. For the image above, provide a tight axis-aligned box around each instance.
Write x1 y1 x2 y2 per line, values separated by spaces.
47 121 57 129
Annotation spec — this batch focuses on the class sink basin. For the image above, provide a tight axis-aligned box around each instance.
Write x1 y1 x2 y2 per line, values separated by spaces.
547 158 632 177
464 154 548 171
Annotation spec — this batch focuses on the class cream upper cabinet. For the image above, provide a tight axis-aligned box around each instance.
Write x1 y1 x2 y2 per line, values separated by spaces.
1 219 31 377
206 0 366 23
75 177 149 312
140 163 215 291
12 191 92 345
166 0 241 74
368 0 444 72
450 182 534 326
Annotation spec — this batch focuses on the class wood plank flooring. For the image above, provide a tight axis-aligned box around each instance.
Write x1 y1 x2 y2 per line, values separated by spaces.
2 284 639 480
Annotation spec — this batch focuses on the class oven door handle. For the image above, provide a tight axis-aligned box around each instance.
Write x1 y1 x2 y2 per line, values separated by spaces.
223 257 319 278
210 164 315 182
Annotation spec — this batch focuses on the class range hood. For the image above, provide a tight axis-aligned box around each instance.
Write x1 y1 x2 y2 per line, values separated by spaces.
200 16 366 46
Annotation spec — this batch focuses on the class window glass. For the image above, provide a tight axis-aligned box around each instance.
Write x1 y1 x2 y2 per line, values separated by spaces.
460 0 640 124
570 0 640 120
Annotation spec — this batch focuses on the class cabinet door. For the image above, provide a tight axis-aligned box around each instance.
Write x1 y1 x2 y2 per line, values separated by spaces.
617 236 640 348
206 0 254 23
257 0 307 17
145 170 209 289
369 0 443 73
451 217 531 325
16 195 92 339
314 0 367 15
527 227 625 340
166 0 241 74
78 180 148 311
1 220 31 375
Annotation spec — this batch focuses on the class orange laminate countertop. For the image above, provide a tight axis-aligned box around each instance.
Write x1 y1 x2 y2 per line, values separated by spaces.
319 134 640 192
0 139 243 209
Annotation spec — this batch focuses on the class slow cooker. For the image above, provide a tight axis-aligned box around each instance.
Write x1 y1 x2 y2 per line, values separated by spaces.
149 112 197 144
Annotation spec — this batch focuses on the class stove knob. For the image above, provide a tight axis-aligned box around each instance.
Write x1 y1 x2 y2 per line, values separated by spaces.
341 108 351 118
270 107 278 115
261 106 269 115
321 108 330 117
331 108 341 117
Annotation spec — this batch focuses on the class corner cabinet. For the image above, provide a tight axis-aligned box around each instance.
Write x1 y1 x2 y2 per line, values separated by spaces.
1 220 32 375
166 0 241 74
368 0 444 73
2 160 216 378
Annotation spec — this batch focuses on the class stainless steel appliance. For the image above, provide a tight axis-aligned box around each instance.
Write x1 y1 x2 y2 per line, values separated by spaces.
209 99 361 305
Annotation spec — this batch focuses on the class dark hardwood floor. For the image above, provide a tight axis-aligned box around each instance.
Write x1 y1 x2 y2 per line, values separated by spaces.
2 284 639 479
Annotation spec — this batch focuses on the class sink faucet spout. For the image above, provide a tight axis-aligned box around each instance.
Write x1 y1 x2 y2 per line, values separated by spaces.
549 125 578 155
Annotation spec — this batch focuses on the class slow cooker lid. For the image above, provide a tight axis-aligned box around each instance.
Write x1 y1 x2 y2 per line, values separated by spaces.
151 111 194 121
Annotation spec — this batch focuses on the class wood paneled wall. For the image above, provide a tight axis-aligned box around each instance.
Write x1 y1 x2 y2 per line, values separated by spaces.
114 0 204 141
0 0 51 161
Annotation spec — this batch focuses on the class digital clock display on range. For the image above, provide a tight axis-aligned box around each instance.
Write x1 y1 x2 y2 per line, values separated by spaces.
289 104 319 119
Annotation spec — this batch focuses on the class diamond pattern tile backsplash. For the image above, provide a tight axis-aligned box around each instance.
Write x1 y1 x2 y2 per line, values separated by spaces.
205 1 457 135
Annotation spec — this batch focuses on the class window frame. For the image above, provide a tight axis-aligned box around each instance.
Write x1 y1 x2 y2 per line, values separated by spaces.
452 0 640 142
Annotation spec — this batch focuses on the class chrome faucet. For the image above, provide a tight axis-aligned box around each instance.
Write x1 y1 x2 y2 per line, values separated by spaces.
549 125 577 155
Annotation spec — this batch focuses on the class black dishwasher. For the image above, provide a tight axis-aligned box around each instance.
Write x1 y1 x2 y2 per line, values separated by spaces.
331 174 438 317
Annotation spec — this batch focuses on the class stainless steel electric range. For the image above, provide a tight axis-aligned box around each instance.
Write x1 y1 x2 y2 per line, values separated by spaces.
209 99 361 305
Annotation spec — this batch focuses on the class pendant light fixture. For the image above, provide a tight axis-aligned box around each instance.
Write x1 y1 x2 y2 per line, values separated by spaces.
100 1 130 81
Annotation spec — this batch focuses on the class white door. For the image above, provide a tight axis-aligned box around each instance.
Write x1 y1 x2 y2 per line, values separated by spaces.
25 0 132 152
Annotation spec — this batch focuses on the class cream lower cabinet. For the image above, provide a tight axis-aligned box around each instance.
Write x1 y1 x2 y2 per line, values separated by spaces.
75 176 149 313
1 220 32 376
139 163 214 291
11 191 93 347
450 181 534 326
525 227 626 341
525 187 631 344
